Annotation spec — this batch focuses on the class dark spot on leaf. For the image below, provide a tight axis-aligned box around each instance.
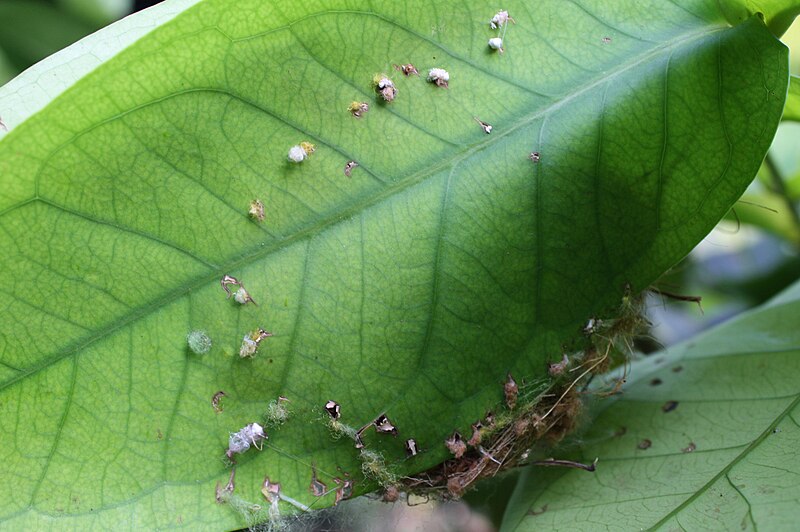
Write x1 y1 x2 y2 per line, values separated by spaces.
773 428 782 434
662 400 679 413
309 464 327 497
682 442 696 453
650 378 662 386
637 439 652 450
672 366 683 373
614 426 627 437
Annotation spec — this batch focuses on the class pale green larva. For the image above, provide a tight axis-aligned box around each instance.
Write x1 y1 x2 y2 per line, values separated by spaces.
187 330 212 355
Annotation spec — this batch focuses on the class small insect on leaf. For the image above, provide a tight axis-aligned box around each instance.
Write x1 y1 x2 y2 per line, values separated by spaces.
248 199 265 222
373 74 397 102
226 422 267 459
529 152 541 163
344 160 359 177
473 117 493 134
504 373 519 409
427 68 450 89
233 286 257 306
488 37 504 53
489 10 515 30
445 431 467 459
288 142 315 163
239 329 271 358
348 101 370 118
325 400 341 420
405 438 419 457
393 63 419 76
373 414 398 435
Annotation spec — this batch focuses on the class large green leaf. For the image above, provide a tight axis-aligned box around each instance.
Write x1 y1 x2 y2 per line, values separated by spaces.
0 0 792 528
501 278 800 531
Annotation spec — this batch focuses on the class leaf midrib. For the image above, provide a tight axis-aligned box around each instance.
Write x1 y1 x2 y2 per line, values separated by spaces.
0 22 726 393
650 391 800 529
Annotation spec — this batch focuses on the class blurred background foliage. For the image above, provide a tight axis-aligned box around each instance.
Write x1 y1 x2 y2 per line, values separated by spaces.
1 3 799 530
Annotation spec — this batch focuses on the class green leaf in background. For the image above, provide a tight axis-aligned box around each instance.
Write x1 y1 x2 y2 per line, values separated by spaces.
720 0 800 35
0 0 792 528
0 0 96 75
501 278 800 531
784 75 800 120
55 0 131 28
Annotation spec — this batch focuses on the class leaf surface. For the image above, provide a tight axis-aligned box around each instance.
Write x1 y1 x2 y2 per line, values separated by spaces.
0 0 791 528
501 279 800 531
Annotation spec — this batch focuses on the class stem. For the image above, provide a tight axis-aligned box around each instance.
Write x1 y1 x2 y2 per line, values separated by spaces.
764 153 800 234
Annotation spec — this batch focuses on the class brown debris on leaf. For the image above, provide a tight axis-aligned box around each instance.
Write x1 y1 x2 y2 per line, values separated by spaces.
400 287 648 501
211 391 226 414
332 477 354 505
504 373 519 409
393 63 419 76
309 464 328 497
548 354 569 376
467 422 484 447
445 431 467 459
261 476 281 504
215 468 236 503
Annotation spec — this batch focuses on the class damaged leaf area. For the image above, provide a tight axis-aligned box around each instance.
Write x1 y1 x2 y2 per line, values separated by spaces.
501 279 800 531
0 0 790 529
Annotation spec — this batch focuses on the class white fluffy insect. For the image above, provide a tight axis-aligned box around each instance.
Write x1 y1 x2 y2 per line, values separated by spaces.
287 141 316 163
427 68 450 88
187 330 212 355
488 37 504 53
239 334 258 358
227 422 267 458
373 74 397 102
490 10 515 29
233 287 255 305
